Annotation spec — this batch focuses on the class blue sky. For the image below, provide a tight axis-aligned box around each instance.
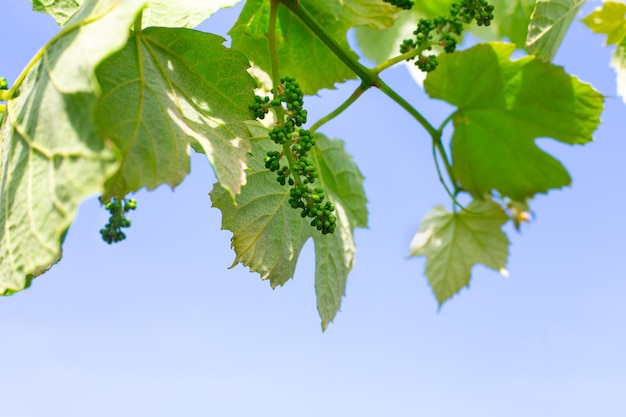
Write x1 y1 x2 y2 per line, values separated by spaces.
1 2 625 416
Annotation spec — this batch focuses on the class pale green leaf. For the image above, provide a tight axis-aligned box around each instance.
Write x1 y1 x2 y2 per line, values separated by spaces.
355 10 418 64
582 1 626 45
49 0 146 93
210 127 311 287
32 0 240 28
211 124 367 328
31 0 82 25
141 0 242 28
310 128 367 330
410 200 509 305
95 28 255 199
424 42 603 200
582 2 626 102
229 0 398 94
0 0 143 295
526 0 586 62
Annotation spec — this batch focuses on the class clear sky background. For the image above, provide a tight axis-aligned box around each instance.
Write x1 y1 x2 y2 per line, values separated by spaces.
1 2 625 416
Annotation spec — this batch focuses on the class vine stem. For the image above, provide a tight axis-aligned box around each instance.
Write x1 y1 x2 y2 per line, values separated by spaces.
268 0 285 121
279 0 438 139
375 42 433 73
279 0 377 86
267 0 299 179
309 82 368 134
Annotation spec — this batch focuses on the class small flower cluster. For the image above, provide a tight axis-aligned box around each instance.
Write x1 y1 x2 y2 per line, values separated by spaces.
460 0 495 27
100 197 137 244
252 77 336 234
400 1 494 72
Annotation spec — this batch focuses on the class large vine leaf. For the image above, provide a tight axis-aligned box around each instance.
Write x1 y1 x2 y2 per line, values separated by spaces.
424 42 603 201
526 0 586 62
95 28 256 199
582 2 626 102
410 200 509 306
32 0 239 28
211 124 367 329
229 0 398 94
0 0 145 295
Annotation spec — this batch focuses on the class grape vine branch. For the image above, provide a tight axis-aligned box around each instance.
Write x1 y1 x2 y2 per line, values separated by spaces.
0 0 618 329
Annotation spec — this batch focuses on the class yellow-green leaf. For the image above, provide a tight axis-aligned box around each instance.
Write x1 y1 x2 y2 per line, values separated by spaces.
410 200 509 306
582 1 626 45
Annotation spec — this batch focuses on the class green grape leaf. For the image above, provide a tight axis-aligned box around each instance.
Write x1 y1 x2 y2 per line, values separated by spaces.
210 125 311 288
526 0 586 62
409 200 509 306
582 3 626 103
141 0 242 28
95 28 255 199
32 0 239 28
582 1 626 45
0 0 144 295
229 0 398 94
31 0 82 25
424 42 603 200
211 123 367 329
46 0 146 94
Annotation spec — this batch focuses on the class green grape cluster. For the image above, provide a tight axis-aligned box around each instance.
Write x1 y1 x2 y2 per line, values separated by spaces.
382 0 414 10
99 197 136 244
460 0 495 26
254 77 336 234
249 94 270 120
400 1 494 72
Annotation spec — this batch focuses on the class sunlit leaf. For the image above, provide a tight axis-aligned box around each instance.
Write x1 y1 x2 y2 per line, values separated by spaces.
526 0 586 62
410 200 509 305
582 1 626 45
0 0 143 295
582 2 626 102
31 0 82 25
95 28 256 199
32 0 240 28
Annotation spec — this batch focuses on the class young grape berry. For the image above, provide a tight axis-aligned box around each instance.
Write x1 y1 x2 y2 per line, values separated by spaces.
250 77 335 235
460 0 495 26
400 1 494 73
100 197 137 244
0 77 8 90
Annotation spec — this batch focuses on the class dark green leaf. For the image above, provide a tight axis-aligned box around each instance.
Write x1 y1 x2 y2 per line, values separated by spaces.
425 42 603 200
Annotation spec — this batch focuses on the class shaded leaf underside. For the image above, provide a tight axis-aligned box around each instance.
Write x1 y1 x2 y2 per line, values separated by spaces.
95 27 256 199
